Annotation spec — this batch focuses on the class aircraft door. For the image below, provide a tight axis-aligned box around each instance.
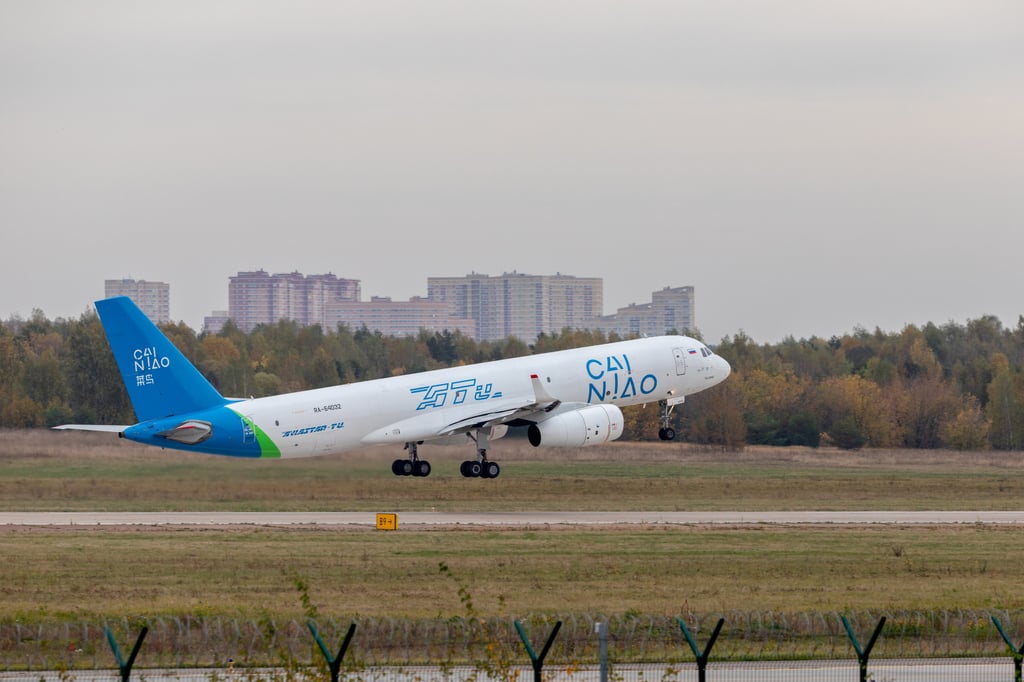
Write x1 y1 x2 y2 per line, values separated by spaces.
673 348 687 376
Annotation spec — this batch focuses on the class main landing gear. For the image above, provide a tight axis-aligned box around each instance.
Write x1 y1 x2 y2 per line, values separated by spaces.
658 399 677 441
392 442 431 477
459 458 500 479
390 429 502 479
461 427 500 479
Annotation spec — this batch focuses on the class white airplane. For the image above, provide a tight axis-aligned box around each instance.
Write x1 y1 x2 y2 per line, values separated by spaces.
56 297 730 479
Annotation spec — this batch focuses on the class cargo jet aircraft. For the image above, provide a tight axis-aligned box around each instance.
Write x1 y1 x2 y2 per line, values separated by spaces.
56 297 730 479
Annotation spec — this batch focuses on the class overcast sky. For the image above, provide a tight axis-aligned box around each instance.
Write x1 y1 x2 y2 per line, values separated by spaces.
3 1 1022 344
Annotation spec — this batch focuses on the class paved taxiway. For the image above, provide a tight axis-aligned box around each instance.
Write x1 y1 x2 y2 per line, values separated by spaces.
2 511 1024 526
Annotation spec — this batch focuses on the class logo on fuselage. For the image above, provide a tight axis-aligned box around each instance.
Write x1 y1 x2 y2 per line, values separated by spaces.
410 378 503 410
586 353 657 403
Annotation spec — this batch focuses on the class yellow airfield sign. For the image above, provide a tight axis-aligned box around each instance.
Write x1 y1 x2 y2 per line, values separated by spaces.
376 513 398 530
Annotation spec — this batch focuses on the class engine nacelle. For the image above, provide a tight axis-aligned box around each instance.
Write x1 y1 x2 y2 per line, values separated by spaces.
527 404 624 448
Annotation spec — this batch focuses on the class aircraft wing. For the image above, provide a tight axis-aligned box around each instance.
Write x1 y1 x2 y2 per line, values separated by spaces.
362 374 560 445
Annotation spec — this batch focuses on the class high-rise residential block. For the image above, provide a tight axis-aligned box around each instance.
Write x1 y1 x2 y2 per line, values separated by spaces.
428 272 603 343
228 270 361 332
585 286 696 338
104 278 170 324
332 297 476 339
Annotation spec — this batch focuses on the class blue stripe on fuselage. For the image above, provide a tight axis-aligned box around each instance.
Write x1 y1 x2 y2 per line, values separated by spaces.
123 404 266 458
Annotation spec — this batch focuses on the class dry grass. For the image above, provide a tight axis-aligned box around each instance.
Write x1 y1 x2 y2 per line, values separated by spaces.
3 523 1023 622
2 429 1023 511
3 429 1024 623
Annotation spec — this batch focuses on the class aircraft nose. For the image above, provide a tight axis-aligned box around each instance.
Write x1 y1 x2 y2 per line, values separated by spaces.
717 355 732 382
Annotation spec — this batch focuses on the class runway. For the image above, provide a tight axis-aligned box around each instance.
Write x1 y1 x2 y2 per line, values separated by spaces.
2 510 1024 526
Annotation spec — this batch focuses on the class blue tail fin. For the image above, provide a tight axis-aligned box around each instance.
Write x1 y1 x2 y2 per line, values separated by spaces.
95 297 226 422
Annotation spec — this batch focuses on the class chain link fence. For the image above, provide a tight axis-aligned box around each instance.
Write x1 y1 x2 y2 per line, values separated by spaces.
0 661 1018 682
2 610 1023 678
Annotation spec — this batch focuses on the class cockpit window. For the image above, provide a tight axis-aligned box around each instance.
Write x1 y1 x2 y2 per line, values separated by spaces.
700 346 714 358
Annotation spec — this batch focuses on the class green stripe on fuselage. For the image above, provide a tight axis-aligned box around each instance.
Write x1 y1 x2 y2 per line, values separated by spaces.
251 418 281 458
227 407 281 458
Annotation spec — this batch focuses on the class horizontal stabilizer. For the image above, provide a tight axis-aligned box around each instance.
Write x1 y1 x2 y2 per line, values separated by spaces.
52 424 128 433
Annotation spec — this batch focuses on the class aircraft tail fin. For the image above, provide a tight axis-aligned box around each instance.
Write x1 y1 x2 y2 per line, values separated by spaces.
95 297 226 422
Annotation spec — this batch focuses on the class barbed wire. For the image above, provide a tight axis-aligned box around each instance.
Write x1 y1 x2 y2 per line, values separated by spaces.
3 610 1023 672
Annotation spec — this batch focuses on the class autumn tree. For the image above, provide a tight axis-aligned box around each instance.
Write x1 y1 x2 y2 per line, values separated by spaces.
814 375 898 448
741 368 818 446
714 332 765 376
63 311 132 423
9 305 1024 452
986 353 1024 450
620 403 663 441
199 334 244 395
682 379 746 450
894 377 961 449
941 395 990 450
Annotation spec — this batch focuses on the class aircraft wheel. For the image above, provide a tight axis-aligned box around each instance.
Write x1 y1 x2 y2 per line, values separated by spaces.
662 427 676 441
414 460 431 477
393 459 413 476
461 460 482 478
482 462 500 479
392 459 405 475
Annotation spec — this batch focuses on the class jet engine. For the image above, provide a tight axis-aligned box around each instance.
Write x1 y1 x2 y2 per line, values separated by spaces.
527 404 624 448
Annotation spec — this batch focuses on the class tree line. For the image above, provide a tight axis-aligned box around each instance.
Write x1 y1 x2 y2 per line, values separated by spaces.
3 308 1024 451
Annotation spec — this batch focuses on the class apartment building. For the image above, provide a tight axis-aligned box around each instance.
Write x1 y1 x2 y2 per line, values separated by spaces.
585 286 696 338
104 278 170 324
228 270 361 332
428 272 603 343
332 297 476 338
217 270 694 343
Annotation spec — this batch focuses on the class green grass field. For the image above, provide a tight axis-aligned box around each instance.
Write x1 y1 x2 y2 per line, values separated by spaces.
2 429 1024 622
3 429 1023 512
4 524 1023 622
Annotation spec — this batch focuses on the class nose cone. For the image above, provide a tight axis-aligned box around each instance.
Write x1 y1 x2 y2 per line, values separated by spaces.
714 355 731 385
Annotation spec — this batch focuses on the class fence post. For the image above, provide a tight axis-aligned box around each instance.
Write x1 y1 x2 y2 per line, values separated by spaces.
308 620 357 682
515 619 562 682
105 625 148 682
596 622 609 682
676 617 724 682
841 615 885 682
991 616 1024 682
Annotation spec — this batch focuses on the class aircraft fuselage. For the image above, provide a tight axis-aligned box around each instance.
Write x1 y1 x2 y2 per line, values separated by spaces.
123 335 729 459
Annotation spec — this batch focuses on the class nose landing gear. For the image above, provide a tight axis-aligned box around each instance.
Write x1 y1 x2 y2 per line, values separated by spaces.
658 397 683 441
